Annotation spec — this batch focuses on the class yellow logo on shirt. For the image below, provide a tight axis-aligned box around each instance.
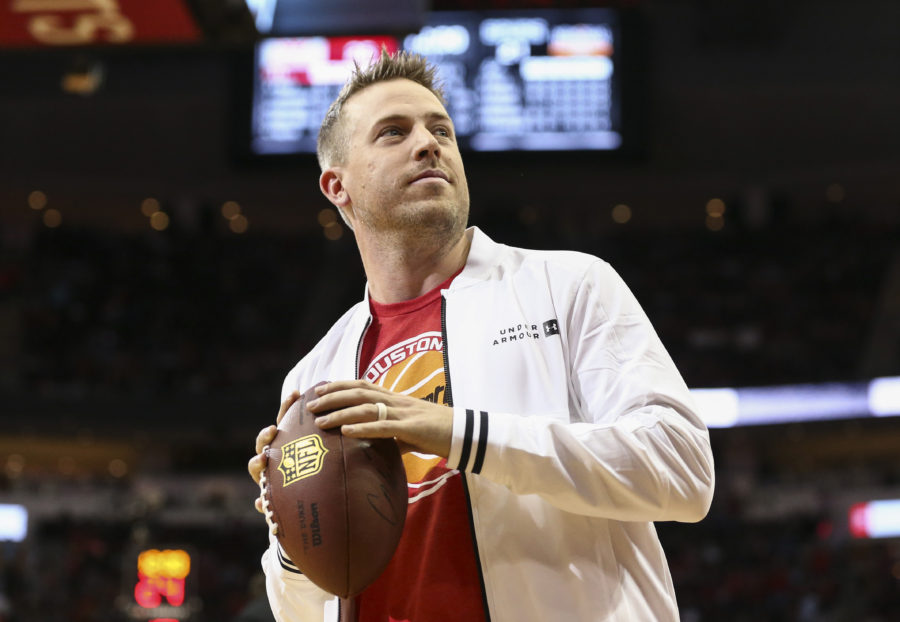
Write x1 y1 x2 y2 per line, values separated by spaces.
278 434 328 486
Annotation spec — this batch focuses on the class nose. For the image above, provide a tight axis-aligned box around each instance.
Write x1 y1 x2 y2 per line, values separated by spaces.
412 124 440 160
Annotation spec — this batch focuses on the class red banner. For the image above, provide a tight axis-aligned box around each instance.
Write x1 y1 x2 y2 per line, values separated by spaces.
0 0 200 47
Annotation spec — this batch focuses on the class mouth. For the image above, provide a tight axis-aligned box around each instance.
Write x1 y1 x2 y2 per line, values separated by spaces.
409 169 450 184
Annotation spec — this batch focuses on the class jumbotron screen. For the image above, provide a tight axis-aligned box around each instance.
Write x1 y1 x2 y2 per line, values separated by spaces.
249 9 628 155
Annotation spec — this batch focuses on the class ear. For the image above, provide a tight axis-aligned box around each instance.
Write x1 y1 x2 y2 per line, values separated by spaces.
319 168 351 210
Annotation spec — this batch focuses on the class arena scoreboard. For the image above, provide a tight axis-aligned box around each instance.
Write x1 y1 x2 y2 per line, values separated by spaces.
248 7 640 157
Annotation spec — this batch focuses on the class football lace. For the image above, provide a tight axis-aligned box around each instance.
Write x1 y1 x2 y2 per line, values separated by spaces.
258 446 279 536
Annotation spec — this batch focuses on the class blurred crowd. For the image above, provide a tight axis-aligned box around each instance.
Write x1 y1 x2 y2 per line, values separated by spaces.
2 444 899 622
0 212 895 404
0 515 272 622
485 212 896 389
0 219 345 402
659 511 900 622
1 210 898 621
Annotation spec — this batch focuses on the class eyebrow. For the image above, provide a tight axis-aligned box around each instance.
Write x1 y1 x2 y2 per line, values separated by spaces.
370 111 453 130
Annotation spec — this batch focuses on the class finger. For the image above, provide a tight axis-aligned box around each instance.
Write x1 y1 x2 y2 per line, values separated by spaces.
312 379 390 402
248 453 267 484
340 408 452 458
276 390 302 424
255 496 264 514
315 403 383 429
339 422 403 447
340 420 400 439
309 387 390 415
255 425 277 455
313 379 367 396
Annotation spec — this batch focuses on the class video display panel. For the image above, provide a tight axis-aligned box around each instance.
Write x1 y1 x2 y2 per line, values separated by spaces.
250 9 625 155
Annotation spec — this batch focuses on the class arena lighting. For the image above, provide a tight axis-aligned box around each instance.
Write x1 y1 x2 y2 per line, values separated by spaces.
705 198 726 217
868 376 900 416
611 204 632 224
28 190 47 210
690 376 900 428
848 500 900 539
0 504 27 542
243 0 425 37
244 0 275 33
43 208 62 228
691 388 739 428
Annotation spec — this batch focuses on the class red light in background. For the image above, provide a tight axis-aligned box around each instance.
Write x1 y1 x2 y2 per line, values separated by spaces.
848 502 869 538
815 520 833 540
846 499 900 539
133 548 191 611
135 574 186 607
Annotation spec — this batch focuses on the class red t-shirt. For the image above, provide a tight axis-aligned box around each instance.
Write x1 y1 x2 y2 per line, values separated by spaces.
355 274 487 622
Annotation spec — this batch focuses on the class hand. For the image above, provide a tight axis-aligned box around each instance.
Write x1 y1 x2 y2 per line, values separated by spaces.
247 390 302 513
309 380 453 458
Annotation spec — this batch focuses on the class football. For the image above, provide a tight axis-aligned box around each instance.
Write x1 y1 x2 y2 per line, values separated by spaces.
259 384 407 598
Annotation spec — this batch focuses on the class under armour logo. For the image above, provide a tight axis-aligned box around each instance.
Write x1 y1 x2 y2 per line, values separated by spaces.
543 319 560 337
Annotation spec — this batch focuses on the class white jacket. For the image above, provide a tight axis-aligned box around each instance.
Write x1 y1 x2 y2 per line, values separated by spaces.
264 227 715 621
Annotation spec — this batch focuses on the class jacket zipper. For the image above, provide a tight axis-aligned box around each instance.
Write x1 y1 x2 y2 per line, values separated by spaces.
442 293 492 621
440 296 454 406
355 316 372 380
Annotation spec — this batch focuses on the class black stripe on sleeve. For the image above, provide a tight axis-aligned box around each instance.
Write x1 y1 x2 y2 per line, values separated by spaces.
471 411 489 475
457 408 475 471
277 545 303 575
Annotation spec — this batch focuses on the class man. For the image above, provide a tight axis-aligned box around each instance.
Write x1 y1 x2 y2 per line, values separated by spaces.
247 50 715 622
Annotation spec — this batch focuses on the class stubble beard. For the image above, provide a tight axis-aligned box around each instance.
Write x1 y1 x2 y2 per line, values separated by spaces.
356 190 469 261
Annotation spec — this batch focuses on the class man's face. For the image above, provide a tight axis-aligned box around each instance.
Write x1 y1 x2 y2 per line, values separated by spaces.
332 79 470 237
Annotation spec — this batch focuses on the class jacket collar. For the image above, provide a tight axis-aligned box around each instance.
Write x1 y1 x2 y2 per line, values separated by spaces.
360 226 502 305
450 226 504 291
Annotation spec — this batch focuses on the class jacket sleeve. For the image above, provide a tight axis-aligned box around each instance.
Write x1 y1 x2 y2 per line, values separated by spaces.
447 259 715 523
262 531 339 621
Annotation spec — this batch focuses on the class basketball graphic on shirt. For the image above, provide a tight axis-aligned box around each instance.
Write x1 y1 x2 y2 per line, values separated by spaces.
361 330 451 494
362 332 449 405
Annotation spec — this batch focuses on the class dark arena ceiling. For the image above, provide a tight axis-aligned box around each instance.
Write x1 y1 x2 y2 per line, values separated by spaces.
0 0 898 234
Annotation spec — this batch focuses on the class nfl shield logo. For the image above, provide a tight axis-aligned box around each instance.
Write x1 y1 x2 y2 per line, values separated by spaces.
278 434 329 487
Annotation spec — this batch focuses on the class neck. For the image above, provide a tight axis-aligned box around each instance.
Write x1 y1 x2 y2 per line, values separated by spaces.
358 227 471 304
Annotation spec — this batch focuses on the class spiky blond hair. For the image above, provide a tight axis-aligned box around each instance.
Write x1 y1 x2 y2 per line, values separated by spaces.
316 49 446 171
